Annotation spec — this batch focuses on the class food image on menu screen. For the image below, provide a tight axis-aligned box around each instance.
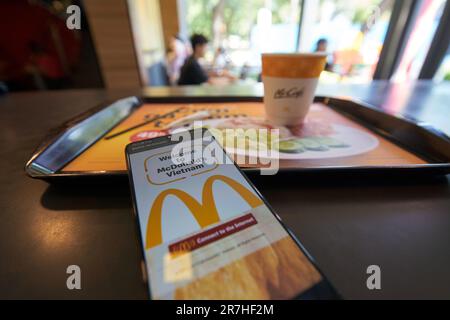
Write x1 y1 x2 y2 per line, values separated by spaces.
129 137 322 300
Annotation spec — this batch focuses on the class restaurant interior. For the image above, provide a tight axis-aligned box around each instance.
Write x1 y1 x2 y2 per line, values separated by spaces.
0 0 449 301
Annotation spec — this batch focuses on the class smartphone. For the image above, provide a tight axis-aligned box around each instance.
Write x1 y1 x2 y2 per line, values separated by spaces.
126 128 339 300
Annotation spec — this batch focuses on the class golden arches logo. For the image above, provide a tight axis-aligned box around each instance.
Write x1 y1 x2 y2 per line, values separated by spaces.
146 175 263 249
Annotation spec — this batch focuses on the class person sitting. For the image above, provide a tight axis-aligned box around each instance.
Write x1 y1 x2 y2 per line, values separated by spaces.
178 34 209 85
166 35 190 85
314 38 333 72
178 34 236 86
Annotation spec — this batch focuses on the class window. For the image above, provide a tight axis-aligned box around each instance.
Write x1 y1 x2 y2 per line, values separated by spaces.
182 0 302 80
434 45 450 81
299 0 394 83
392 0 447 82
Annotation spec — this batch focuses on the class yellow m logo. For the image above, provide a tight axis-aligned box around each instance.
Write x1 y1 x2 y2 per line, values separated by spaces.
146 175 263 249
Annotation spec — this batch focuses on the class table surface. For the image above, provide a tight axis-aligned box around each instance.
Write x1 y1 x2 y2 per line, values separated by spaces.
0 81 449 299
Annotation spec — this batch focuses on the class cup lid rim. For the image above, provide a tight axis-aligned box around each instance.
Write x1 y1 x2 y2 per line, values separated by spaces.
261 52 327 58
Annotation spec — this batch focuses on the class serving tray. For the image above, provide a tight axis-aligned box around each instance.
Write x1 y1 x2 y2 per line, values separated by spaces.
25 95 450 180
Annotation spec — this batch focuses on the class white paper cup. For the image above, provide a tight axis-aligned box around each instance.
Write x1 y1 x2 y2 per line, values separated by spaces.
262 53 327 126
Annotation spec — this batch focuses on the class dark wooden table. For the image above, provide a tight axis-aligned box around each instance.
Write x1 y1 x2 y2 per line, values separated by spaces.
0 81 449 299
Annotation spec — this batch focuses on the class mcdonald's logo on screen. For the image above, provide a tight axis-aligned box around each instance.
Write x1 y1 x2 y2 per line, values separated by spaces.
146 174 263 249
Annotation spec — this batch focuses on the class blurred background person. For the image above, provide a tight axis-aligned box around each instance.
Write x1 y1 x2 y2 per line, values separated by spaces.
314 38 333 72
213 46 232 70
178 34 209 85
178 34 236 85
166 35 190 85
315 38 328 52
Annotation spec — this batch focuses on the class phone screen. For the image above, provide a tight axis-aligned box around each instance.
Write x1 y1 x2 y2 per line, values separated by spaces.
126 130 334 300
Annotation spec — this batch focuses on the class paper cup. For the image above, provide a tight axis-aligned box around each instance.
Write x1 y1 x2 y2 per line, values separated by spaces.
262 53 327 126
